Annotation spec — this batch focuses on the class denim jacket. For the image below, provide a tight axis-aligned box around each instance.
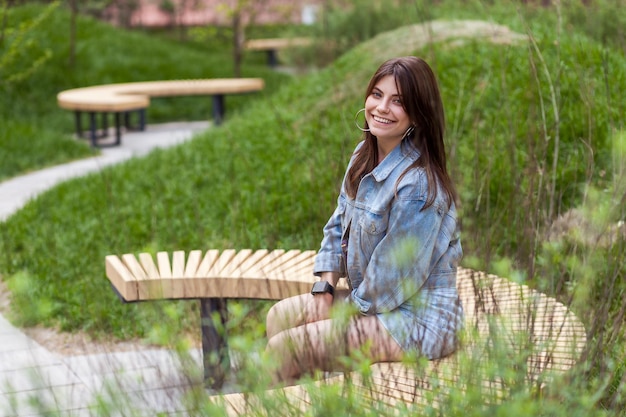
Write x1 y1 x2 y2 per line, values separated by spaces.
313 139 463 359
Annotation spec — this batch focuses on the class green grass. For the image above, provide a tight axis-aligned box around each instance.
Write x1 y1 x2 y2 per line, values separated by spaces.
0 3 291 181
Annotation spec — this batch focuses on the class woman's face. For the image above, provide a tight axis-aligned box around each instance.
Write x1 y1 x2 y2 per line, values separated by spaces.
365 75 412 144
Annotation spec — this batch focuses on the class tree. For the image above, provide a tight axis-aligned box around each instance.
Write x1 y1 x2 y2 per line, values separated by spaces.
217 0 271 77
68 0 77 66
0 0 58 86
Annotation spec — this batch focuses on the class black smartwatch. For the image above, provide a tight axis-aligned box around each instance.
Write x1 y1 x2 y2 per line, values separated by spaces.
311 281 335 296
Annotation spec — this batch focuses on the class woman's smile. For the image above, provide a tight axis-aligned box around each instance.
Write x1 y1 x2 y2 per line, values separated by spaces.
372 115 394 125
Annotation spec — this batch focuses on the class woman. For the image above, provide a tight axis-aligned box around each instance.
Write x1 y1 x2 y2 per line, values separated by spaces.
266 56 463 383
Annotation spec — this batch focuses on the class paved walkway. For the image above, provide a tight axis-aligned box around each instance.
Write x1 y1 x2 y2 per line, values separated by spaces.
0 122 224 416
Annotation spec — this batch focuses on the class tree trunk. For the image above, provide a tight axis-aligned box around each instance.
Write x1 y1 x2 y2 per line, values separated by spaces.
232 11 243 78
68 0 78 67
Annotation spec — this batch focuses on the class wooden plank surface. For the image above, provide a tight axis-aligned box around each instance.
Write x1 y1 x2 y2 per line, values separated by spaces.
105 249 587 412
57 78 264 112
244 37 312 51
104 255 138 301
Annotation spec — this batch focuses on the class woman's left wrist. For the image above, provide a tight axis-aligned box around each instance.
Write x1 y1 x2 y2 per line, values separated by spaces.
311 281 335 297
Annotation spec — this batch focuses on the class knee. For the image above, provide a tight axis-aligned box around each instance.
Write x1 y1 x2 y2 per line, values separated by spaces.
266 295 305 338
266 302 284 338
266 301 282 325
265 330 293 363
265 330 300 383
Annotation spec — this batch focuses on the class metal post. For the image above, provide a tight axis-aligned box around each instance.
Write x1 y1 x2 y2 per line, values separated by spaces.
267 49 278 67
89 112 97 147
101 112 108 135
74 111 83 138
114 112 122 146
212 95 225 125
200 298 229 390
124 111 131 129
138 109 146 131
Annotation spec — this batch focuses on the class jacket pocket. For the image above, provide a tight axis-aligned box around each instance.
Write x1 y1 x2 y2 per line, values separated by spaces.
358 209 389 255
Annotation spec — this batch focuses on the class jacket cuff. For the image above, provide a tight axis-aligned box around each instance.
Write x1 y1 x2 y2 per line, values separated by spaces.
349 290 372 315
313 253 345 276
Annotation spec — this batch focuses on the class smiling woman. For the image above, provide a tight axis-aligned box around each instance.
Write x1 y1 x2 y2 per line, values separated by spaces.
265 56 463 384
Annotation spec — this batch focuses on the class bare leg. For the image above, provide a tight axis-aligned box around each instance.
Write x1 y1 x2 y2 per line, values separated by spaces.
266 293 310 339
266 290 354 339
266 314 403 383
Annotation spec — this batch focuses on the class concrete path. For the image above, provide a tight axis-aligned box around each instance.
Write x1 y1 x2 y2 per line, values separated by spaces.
0 122 221 416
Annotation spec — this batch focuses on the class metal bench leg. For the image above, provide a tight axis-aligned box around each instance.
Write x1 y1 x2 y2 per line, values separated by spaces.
138 109 146 131
123 109 146 132
74 111 83 138
200 298 229 390
212 95 225 125
89 112 98 147
267 49 278 67
114 112 122 146
102 112 108 135
124 111 130 129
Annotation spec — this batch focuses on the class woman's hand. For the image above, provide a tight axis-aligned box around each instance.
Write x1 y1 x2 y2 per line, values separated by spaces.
301 293 334 324
300 272 339 324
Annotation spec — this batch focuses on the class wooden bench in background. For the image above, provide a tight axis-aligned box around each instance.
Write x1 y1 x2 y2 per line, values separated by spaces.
105 249 586 410
244 38 313 67
57 78 264 147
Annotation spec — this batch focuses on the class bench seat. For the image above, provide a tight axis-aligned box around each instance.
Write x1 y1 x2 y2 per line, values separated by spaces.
105 249 586 409
57 78 264 146
244 37 312 67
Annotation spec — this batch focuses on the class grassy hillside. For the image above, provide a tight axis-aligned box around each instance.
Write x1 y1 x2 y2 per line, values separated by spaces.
0 3 289 180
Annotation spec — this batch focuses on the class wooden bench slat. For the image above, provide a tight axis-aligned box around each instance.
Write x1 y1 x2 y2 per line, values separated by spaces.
157 251 172 278
258 249 303 277
207 249 237 277
122 253 147 280
231 249 269 277
245 249 285 277
105 255 138 301
220 249 254 278
171 250 186 278
184 250 203 278
277 250 317 277
139 253 160 279
195 249 220 278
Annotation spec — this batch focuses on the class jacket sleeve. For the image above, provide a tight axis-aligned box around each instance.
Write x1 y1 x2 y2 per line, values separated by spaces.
313 142 364 277
313 193 346 276
349 193 446 315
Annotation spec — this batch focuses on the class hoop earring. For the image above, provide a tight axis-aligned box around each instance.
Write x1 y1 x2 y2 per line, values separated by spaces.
403 125 415 139
354 108 370 132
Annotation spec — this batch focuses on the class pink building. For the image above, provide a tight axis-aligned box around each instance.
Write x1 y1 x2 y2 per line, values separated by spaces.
104 0 325 27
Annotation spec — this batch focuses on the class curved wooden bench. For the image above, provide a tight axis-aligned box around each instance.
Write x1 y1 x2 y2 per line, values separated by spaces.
244 37 312 67
105 249 586 408
57 78 264 147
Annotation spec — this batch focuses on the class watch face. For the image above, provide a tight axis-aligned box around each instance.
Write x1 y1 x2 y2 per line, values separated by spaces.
312 281 333 295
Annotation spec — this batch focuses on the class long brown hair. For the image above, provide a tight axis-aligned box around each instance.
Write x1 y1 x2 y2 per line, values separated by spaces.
346 56 456 209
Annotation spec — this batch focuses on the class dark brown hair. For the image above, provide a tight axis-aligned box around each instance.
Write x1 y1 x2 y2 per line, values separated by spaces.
346 56 456 209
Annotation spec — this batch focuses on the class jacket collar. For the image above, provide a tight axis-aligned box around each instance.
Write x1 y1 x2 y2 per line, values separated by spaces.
370 139 421 182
